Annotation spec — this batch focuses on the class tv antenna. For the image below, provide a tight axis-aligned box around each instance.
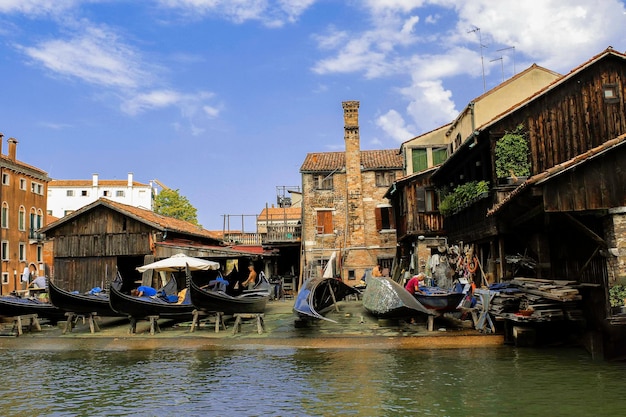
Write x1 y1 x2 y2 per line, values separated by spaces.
468 26 487 92
490 56 504 83
497 46 516 75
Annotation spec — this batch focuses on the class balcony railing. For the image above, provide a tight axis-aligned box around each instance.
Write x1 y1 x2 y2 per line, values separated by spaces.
264 225 301 243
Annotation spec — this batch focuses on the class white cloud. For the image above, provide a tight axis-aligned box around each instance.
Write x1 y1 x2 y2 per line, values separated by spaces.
156 0 316 26
376 109 415 142
19 25 150 89
316 0 626 141
0 0 76 15
121 89 217 117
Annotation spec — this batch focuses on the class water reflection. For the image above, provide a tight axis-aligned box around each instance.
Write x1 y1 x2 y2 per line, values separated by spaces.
1 347 626 416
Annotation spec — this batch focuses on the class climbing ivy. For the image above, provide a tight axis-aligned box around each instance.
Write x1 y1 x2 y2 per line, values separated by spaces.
495 124 531 179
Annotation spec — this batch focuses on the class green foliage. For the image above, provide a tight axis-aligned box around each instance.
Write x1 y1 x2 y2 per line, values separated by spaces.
153 188 200 227
438 180 490 216
495 124 531 179
609 285 626 307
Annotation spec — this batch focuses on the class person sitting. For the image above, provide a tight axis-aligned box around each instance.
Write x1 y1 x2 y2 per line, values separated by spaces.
405 273 425 295
372 264 382 278
131 285 158 297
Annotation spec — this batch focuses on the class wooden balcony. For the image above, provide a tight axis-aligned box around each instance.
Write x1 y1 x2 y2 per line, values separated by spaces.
397 212 445 241
263 225 301 244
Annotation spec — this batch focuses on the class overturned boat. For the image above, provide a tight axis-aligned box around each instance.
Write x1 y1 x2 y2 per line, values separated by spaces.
293 277 361 322
362 276 435 319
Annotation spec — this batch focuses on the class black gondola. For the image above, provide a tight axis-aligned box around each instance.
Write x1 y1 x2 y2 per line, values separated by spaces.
362 276 435 319
189 271 271 315
109 277 195 320
48 278 124 317
0 295 66 322
293 277 361 322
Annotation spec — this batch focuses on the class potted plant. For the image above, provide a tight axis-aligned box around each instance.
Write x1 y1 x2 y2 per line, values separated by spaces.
438 180 489 216
495 124 531 184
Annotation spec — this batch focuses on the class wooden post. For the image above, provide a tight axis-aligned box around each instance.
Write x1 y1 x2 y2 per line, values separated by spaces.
327 282 339 312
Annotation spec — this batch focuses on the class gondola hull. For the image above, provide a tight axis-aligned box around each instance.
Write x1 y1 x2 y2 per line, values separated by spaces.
0 296 66 322
109 284 195 319
362 276 435 318
189 275 270 314
413 291 465 313
293 277 361 322
48 279 124 317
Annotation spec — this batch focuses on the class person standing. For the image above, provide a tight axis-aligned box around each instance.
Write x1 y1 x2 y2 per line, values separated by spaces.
242 264 257 290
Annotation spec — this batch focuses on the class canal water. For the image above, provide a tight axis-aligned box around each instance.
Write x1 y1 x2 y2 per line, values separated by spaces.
1 346 625 416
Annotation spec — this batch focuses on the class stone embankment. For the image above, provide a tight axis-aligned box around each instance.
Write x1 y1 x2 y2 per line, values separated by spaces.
0 300 503 351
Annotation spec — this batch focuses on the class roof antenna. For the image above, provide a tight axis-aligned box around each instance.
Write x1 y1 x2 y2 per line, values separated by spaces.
489 56 504 83
468 26 487 92
497 46 516 75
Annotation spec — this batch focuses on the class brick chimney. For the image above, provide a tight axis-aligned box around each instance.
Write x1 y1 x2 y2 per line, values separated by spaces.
8 137 18 161
342 100 365 246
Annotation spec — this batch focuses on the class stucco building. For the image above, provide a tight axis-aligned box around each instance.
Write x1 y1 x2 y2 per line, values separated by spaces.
0 135 49 293
47 173 156 218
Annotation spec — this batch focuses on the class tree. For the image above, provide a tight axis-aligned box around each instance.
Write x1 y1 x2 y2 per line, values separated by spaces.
495 124 531 179
153 188 201 226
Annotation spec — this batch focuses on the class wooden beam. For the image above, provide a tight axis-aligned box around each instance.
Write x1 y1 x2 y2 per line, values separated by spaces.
562 213 607 248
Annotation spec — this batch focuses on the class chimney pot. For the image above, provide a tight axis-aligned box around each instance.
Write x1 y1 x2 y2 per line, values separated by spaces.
8 137 18 161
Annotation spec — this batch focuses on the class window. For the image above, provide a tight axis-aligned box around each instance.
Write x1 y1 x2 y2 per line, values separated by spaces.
116 190 125 197
103 190 110 196
313 174 333 190
1 272 8 285
603 84 619 103
316 210 333 234
416 187 438 212
375 171 395 187
433 147 448 165
1 173 9 185
19 242 25 262
18 206 25 231
19 178 26 190
1 203 8 228
66 190 74 197
37 245 43 263
81 190 88 197
31 182 43 195
411 148 428 172
375 206 395 231
1 241 8 260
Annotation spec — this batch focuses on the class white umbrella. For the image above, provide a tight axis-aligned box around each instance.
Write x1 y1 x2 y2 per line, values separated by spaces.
136 253 220 272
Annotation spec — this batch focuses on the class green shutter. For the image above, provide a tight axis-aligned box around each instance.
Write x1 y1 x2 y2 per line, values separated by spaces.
412 149 428 172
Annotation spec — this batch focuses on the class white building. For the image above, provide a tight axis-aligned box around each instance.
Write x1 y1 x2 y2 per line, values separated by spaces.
47 173 156 218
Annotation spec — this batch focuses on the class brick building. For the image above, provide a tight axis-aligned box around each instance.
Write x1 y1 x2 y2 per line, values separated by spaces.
299 101 403 285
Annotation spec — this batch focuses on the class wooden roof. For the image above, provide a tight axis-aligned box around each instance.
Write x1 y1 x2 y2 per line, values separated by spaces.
40 197 221 241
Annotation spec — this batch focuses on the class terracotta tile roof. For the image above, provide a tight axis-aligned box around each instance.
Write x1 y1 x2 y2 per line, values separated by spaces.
300 149 403 172
258 206 301 220
41 197 221 241
487 133 626 216
49 179 149 187
0 155 49 176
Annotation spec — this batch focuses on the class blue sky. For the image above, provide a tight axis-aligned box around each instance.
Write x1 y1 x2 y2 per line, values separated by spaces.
1 0 625 231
